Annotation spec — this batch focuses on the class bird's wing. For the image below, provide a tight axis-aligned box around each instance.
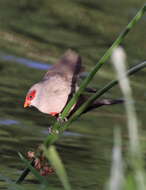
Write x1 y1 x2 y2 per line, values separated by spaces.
43 49 83 81
42 50 83 111
38 74 73 114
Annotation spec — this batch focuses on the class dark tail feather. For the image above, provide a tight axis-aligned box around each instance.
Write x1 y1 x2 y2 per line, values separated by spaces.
82 99 124 114
67 96 124 118
85 87 97 93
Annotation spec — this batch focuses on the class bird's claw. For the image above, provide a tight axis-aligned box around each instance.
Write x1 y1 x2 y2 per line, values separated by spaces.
48 125 52 134
57 113 68 123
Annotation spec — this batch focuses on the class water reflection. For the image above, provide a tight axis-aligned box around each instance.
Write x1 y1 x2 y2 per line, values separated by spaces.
0 119 19 125
0 52 51 70
42 129 84 137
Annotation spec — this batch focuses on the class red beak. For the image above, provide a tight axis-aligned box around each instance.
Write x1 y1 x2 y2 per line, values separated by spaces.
24 101 30 108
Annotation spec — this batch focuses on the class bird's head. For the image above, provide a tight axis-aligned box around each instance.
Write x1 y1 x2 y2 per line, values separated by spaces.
24 89 36 108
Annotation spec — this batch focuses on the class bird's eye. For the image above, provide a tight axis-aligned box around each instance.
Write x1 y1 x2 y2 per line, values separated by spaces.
27 90 36 101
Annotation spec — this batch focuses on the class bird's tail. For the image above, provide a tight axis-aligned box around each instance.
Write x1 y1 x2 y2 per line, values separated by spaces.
82 98 124 114
67 97 124 118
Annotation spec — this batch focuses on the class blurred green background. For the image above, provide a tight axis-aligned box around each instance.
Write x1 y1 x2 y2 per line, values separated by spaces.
0 0 146 189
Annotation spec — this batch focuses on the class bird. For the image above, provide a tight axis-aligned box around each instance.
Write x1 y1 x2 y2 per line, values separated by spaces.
24 49 123 119
24 50 82 118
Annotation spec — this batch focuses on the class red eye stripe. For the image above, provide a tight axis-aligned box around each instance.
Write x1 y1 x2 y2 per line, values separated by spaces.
26 90 36 101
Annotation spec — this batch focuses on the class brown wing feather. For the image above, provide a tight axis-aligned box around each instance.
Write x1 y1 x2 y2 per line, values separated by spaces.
43 49 83 81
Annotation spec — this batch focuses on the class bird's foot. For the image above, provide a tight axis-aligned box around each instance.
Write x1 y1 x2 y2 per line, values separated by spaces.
57 113 68 123
47 125 59 135
47 125 52 134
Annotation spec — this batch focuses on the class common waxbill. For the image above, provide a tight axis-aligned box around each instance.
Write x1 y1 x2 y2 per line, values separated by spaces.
24 50 123 119
24 50 82 117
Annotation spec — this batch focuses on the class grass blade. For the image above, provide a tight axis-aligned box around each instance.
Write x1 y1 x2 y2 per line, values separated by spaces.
16 159 35 184
18 152 49 186
111 46 146 190
107 128 124 190
43 145 71 190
